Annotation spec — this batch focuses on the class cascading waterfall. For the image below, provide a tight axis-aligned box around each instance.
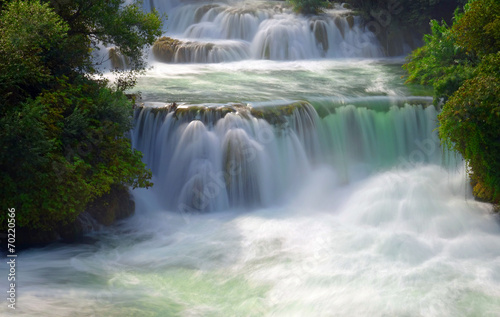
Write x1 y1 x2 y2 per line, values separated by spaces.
149 1 383 63
133 103 309 211
132 100 449 212
8 1 500 316
164 40 251 63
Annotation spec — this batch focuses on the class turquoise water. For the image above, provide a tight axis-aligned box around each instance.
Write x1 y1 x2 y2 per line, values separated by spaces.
4 59 500 317
134 59 413 103
3 0 500 314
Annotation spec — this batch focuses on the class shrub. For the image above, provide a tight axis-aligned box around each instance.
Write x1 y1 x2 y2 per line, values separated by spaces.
288 0 329 15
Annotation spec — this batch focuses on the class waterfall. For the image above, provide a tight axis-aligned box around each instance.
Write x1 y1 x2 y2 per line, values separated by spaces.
133 100 450 212
12 2 500 316
146 1 384 63
153 38 250 63
107 47 130 69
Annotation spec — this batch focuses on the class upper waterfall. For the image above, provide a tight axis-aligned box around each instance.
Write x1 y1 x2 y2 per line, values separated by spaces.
146 0 384 63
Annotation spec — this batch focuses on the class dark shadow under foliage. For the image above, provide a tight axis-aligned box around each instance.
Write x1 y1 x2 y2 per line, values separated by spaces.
344 0 468 56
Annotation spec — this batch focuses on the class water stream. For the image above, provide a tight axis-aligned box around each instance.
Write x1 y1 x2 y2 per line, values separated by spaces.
3 0 500 316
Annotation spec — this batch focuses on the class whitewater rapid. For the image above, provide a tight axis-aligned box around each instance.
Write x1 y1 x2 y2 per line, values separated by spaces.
2 0 500 315
7 162 500 316
5 58 500 316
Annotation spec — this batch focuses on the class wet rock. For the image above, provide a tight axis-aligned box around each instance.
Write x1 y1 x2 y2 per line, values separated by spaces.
152 37 182 63
109 47 130 69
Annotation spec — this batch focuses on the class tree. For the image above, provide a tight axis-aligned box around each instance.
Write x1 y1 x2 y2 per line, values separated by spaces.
287 0 329 15
452 0 500 57
404 0 500 206
0 0 70 106
402 17 476 103
46 0 163 89
438 56 500 204
0 0 161 235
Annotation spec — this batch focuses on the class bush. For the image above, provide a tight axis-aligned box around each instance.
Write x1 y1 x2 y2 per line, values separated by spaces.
0 0 160 234
288 0 329 15
452 0 500 57
403 16 476 103
0 78 152 230
0 0 69 105
404 0 500 207
439 69 500 204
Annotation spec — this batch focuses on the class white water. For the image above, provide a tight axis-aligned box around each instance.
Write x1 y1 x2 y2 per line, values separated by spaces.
3 1 500 316
146 0 383 63
132 101 447 212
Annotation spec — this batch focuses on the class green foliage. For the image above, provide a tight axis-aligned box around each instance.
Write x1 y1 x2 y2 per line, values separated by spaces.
0 0 159 232
47 0 163 88
403 18 476 103
287 0 329 15
0 81 151 229
1 77 153 230
404 0 500 207
438 65 500 204
452 0 500 57
0 1 70 105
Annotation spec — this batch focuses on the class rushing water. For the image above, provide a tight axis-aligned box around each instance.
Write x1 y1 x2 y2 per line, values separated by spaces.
3 0 500 316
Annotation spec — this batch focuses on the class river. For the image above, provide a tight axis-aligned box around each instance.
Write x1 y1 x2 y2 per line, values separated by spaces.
4 0 500 316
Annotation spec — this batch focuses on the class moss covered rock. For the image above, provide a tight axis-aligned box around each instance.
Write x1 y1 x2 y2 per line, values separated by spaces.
109 47 130 69
311 19 329 52
346 15 354 29
152 36 182 63
250 100 315 130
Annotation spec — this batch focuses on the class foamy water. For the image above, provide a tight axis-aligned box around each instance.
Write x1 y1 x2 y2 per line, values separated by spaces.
3 0 500 315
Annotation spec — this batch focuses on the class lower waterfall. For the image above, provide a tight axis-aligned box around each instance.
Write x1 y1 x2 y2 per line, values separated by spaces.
132 100 450 213
5 1 500 313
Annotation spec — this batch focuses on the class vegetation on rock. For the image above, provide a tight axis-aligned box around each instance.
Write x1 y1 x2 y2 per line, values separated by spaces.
109 47 130 70
287 0 329 15
0 0 162 238
404 0 500 206
152 36 182 63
